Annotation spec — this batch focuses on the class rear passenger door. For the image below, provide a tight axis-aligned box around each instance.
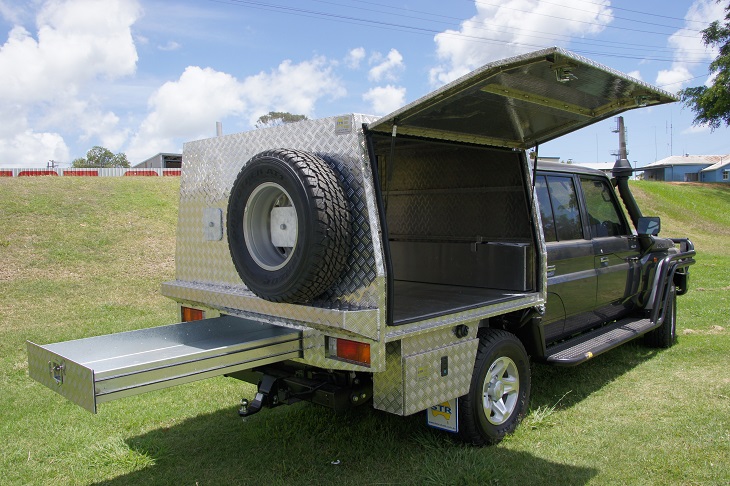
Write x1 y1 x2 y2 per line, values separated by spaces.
535 174 596 341
579 177 640 322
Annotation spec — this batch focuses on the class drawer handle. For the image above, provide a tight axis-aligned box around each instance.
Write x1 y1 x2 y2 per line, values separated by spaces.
49 361 65 385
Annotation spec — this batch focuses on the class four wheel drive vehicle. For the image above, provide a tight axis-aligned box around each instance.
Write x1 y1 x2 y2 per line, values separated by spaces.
27 47 695 445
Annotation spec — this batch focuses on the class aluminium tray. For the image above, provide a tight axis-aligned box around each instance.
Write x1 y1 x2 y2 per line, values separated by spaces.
27 316 302 413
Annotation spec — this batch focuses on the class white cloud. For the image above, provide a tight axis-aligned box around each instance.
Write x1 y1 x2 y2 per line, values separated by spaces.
346 47 365 69
126 66 245 160
241 57 346 124
430 0 613 86
655 0 725 89
363 85 406 115
0 0 141 102
126 57 346 162
0 129 69 168
0 0 141 166
656 65 693 90
0 0 31 24
158 40 180 51
682 124 712 135
368 49 404 82
627 70 643 82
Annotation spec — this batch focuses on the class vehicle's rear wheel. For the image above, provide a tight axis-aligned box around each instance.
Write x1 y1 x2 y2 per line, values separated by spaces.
644 285 677 348
227 149 351 303
458 328 531 445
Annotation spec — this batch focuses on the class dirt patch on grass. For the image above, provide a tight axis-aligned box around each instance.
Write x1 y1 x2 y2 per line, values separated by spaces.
683 325 726 335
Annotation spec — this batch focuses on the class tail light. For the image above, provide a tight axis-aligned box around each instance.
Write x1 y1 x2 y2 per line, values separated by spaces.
327 337 371 367
181 306 204 322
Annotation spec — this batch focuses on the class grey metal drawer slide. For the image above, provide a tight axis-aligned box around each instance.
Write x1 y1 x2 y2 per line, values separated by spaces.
27 316 302 413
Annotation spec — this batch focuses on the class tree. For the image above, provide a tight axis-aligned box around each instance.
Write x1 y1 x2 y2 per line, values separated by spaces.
679 1 730 130
72 146 130 168
255 111 308 129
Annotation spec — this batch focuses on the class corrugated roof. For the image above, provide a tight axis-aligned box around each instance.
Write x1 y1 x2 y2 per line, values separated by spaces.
701 156 730 172
642 154 729 169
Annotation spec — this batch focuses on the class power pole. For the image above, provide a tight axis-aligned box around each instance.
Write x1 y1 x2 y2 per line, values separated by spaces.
612 117 633 179
611 116 628 159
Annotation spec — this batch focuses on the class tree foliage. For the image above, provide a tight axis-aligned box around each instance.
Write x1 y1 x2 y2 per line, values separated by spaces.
255 111 308 129
72 146 130 168
679 1 730 130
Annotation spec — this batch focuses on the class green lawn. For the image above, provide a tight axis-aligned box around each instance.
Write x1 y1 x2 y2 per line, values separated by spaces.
1 177 728 485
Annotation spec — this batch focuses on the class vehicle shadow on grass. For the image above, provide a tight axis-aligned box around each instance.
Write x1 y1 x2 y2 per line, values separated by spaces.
94 399 597 486
91 343 664 485
91 342 663 485
529 340 660 411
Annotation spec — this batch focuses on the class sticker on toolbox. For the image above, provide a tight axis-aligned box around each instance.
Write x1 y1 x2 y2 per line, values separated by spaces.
427 399 458 433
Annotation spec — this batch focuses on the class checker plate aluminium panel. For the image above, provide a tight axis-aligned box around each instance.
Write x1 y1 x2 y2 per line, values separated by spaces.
164 114 386 340
374 324 480 415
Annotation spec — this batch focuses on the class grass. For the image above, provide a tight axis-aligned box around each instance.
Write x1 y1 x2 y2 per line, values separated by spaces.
1 177 728 485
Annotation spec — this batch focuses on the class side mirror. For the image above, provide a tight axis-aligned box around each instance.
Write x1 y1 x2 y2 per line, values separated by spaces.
637 216 661 236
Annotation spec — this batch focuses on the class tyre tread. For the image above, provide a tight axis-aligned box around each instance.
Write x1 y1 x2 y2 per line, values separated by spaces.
457 328 530 446
643 285 677 349
228 148 351 303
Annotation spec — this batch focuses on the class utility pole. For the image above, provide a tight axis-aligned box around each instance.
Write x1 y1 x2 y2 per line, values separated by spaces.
611 117 628 159
612 116 635 179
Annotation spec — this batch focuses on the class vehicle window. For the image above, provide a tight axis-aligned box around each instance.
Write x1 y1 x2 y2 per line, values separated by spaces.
580 178 627 237
546 176 583 240
534 176 557 242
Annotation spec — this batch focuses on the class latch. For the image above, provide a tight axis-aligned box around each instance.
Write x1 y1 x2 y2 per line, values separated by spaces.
553 62 577 83
49 361 65 385
471 236 486 252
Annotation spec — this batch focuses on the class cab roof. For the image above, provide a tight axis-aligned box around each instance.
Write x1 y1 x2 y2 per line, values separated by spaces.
368 47 676 149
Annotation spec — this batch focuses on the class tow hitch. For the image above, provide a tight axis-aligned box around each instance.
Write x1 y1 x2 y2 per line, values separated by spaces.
239 375 280 417
234 366 373 416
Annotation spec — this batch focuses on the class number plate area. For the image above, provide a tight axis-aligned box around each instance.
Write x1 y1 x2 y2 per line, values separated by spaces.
427 398 459 432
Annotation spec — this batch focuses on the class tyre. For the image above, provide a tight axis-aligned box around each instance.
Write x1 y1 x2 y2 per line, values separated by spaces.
457 329 531 446
227 149 351 303
644 285 677 348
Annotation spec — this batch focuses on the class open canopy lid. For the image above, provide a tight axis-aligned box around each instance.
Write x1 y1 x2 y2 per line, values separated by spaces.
368 47 676 149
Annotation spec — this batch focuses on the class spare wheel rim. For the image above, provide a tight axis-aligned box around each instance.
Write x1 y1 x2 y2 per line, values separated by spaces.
243 182 298 271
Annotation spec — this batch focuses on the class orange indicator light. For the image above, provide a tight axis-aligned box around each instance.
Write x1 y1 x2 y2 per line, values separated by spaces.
181 306 204 322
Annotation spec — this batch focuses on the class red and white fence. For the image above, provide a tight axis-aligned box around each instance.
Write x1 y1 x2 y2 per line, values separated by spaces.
0 168 181 177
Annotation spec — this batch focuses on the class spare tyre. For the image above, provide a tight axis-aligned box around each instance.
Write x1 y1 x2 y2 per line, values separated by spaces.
227 149 352 303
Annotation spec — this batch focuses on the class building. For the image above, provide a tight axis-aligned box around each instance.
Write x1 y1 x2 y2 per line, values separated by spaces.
641 154 730 183
134 153 182 169
577 161 617 175
536 159 617 176
700 158 730 183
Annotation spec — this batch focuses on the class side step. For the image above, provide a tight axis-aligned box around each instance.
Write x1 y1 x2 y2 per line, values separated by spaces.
545 317 656 365
27 316 302 413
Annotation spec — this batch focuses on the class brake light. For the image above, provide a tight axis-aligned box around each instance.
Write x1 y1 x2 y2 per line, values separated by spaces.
328 337 371 367
181 306 204 322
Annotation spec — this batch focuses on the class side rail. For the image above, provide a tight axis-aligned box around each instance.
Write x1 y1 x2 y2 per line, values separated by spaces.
649 239 696 325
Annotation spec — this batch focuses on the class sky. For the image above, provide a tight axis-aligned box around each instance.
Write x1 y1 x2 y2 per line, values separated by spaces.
0 0 728 168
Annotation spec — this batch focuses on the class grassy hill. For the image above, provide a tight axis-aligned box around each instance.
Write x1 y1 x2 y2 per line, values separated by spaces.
0 177 728 485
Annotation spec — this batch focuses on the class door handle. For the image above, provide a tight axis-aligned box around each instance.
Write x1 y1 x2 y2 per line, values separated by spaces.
547 265 556 276
600 256 610 267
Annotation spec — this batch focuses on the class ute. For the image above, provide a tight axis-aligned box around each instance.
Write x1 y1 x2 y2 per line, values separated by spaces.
27 47 695 445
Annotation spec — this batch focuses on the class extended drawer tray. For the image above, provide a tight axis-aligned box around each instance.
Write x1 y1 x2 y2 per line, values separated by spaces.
27 315 302 413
